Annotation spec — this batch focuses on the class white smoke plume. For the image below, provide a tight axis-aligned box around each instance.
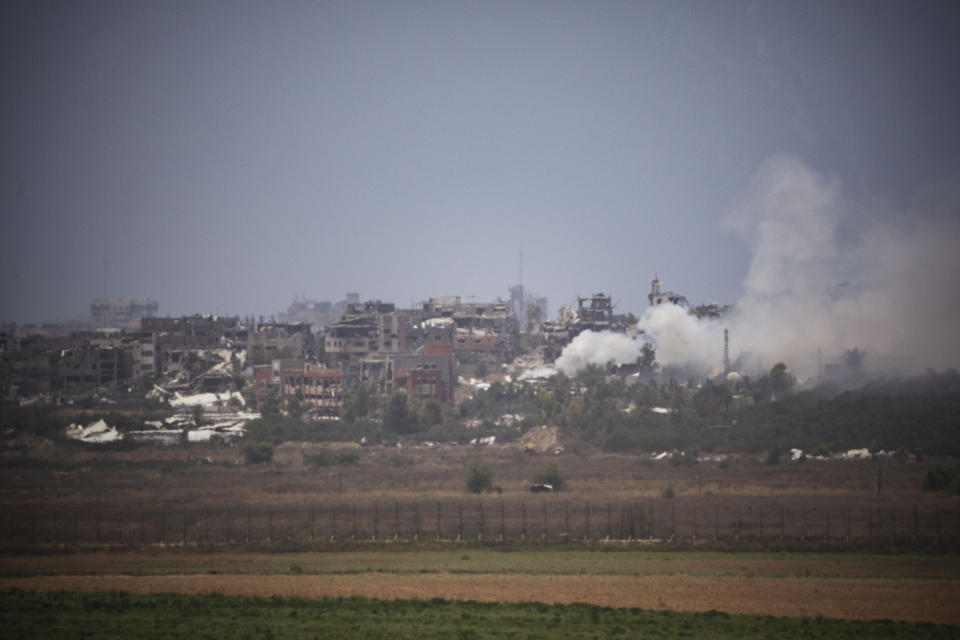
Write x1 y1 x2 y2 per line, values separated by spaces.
554 329 643 376
638 153 960 379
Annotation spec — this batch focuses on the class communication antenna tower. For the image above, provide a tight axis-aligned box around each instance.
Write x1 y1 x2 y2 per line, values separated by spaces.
723 328 730 375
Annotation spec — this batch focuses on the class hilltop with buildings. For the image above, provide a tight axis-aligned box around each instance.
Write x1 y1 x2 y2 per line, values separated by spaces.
3 277 955 461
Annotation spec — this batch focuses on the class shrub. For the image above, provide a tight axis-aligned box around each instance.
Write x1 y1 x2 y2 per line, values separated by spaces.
388 454 414 467
305 451 331 466
534 462 567 491
465 461 494 494
669 450 698 466
765 447 784 465
242 441 274 464
335 450 360 465
922 465 957 493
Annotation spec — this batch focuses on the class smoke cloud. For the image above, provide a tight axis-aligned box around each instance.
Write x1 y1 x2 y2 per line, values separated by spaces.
554 330 643 376
638 153 960 379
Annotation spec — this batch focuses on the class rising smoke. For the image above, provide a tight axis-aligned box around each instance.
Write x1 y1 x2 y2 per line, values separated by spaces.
553 330 643 376
637 153 960 379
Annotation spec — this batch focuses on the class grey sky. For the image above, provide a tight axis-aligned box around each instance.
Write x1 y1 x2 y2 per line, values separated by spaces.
2 1 959 324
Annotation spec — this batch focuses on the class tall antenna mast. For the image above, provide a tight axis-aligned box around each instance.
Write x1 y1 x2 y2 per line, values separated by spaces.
723 328 730 375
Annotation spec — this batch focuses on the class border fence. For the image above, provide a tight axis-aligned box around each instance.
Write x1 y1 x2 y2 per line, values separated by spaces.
3 497 959 549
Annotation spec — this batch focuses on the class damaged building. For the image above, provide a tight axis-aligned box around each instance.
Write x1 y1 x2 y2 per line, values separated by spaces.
648 276 689 308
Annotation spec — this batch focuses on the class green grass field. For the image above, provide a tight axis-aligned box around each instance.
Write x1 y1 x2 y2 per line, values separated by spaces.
4 548 958 580
2 590 957 640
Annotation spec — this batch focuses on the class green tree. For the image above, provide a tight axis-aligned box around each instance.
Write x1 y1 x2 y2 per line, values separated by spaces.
692 384 732 417
286 389 305 419
386 390 417 434
422 399 443 428
465 461 494 494
260 387 281 417
769 363 795 397
191 404 204 428
637 342 657 376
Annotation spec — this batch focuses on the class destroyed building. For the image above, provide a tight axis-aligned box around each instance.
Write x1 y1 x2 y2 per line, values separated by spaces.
90 297 159 329
648 276 688 308
248 321 313 363
251 359 343 415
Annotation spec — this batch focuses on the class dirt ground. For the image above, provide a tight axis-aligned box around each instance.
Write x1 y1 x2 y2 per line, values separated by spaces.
3 572 958 625
2 551 959 624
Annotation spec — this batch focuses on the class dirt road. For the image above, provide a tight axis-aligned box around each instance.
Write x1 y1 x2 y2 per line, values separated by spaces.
3 572 957 625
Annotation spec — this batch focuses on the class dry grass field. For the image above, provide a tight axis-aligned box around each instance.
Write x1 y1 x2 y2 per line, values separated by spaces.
3 437 959 628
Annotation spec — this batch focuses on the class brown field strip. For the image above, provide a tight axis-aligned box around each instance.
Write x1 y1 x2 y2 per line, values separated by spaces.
2 571 959 625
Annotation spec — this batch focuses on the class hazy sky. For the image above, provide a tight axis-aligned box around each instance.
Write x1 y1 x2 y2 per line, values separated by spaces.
2 1 959 324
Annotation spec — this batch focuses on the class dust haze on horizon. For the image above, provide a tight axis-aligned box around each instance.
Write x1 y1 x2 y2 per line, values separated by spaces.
2 2 959 373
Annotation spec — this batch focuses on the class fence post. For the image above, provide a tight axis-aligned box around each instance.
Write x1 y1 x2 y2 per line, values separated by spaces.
479 502 485 541
714 501 719 541
692 501 697 541
499 501 505 542
671 502 677 542
542 501 547 540
394 502 400 540
585 501 590 541
457 502 463 541
800 505 805 543
520 502 527 540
